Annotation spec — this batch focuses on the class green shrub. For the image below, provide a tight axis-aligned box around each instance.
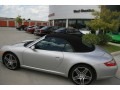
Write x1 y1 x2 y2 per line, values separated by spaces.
98 34 112 45
82 34 100 45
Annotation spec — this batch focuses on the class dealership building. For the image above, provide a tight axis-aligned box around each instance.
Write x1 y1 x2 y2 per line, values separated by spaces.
49 5 120 29
49 5 100 28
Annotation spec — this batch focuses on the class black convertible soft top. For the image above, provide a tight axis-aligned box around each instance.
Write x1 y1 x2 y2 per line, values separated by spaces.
46 34 95 52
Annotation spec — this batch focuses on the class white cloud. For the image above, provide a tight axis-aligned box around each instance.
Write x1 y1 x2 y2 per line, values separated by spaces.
0 5 49 21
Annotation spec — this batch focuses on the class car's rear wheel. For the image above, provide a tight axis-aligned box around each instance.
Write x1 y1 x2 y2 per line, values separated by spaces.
69 65 95 85
3 53 20 70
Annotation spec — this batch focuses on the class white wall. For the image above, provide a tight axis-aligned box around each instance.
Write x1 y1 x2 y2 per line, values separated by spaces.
49 5 100 20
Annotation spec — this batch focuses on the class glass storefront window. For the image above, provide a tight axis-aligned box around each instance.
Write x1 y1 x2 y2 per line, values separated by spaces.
68 19 91 29
77 20 86 29
68 19 76 28
53 19 92 29
54 19 66 27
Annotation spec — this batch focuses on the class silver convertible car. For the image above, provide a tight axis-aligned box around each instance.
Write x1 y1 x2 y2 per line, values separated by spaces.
0 34 118 85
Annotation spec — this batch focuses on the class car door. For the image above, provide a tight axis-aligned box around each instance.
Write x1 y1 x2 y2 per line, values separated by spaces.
22 37 64 71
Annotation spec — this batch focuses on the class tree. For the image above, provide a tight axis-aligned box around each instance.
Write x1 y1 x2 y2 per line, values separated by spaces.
86 6 120 34
15 15 22 26
83 6 120 45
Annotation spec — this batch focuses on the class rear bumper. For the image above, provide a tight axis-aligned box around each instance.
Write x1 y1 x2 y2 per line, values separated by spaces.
95 64 118 80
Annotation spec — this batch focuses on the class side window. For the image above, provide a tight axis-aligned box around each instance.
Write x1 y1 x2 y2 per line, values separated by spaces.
35 37 74 52
35 38 51 50
49 38 65 51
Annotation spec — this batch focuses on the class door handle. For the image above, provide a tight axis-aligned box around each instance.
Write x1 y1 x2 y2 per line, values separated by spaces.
55 57 61 60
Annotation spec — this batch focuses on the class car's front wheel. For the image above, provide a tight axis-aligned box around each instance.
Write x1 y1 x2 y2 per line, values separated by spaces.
69 65 96 85
3 52 20 70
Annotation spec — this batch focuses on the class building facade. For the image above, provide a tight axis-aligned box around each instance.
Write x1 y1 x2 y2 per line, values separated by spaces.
49 5 100 28
0 17 48 27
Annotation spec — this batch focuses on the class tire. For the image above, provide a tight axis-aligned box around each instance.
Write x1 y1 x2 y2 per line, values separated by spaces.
3 52 20 70
69 64 96 85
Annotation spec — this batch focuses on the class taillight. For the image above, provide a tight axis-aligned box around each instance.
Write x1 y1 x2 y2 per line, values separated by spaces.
40 30 44 33
104 59 117 67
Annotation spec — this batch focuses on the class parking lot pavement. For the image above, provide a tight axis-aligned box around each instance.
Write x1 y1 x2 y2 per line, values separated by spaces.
0 27 120 85
0 27 39 48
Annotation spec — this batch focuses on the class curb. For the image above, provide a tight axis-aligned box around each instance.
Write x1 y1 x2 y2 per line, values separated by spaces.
111 51 120 56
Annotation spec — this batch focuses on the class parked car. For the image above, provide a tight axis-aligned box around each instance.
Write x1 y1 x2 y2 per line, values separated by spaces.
34 26 60 36
16 25 27 30
0 34 117 85
53 27 83 35
34 26 45 35
26 25 38 34
79 28 91 34
107 32 120 43
24 26 32 31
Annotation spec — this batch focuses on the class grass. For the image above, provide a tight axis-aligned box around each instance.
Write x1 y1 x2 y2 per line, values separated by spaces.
100 44 120 53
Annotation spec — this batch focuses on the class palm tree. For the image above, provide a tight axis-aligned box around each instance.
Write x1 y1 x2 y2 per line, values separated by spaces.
15 15 22 26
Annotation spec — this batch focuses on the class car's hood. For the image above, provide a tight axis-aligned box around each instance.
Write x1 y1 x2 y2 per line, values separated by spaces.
79 30 90 34
12 40 34 47
12 42 25 47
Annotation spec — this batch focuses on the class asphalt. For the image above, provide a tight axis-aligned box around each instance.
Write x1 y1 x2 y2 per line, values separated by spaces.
0 27 120 85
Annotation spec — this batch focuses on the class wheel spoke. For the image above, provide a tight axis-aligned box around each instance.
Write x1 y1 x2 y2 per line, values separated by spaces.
12 60 17 64
9 54 13 60
75 68 81 75
10 64 16 69
80 78 85 85
82 68 88 75
73 75 79 80
85 76 92 80
4 56 9 61
5 62 10 67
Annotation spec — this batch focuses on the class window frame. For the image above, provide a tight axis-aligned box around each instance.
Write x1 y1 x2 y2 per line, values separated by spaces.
34 37 75 52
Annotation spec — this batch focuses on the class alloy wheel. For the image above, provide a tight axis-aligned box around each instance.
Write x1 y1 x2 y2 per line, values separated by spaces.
3 53 19 70
71 66 93 85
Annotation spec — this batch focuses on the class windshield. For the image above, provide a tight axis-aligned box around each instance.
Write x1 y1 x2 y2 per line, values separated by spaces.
25 36 46 47
24 41 34 47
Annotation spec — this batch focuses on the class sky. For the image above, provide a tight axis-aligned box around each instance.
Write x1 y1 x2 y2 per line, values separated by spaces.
0 5 49 21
